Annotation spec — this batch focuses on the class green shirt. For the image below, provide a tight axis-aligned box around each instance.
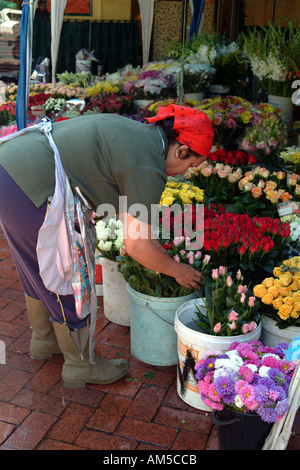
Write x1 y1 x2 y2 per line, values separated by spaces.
0 114 167 221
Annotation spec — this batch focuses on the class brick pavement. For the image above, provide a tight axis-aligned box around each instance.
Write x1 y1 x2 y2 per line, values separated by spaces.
0 227 299 451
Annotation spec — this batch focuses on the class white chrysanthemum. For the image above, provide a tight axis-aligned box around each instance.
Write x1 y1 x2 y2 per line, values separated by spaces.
215 358 240 371
234 395 244 408
259 365 271 377
246 364 258 373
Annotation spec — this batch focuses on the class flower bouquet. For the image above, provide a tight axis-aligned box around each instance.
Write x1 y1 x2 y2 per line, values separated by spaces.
240 115 287 169
123 69 175 100
194 340 296 422
194 266 262 336
0 102 16 126
197 96 280 147
95 217 124 261
203 208 290 284
185 160 243 205
253 256 300 329
240 20 300 97
279 147 300 175
117 236 211 298
83 92 135 115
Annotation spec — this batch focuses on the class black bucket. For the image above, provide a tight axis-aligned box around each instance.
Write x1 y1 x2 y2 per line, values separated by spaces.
211 409 273 450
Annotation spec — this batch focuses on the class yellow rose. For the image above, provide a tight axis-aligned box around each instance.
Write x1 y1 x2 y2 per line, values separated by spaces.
278 304 292 320
291 309 300 318
261 293 274 305
160 196 175 206
267 286 279 298
253 284 267 298
289 281 299 291
273 267 282 278
278 286 289 297
274 279 283 289
262 277 274 288
293 301 300 311
279 275 292 287
282 296 294 306
293 292 300 302
272 298 283 310
166 182 179 188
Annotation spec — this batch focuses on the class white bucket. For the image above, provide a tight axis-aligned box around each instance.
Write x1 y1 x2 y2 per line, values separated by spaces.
174 298 262 411
268 94 293 132
184 92 204 101
261 316 299 348
100 258 130 326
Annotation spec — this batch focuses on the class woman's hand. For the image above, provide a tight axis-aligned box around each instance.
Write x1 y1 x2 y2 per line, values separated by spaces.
174 263 204 290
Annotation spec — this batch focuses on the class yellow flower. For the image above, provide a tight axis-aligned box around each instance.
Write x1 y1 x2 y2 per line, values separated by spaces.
278 304 292 320
166 182 179 189
273 279 283 289
278 286 289 297
253 284 267 298
267 286 279 298
289 281 299 291
261 293 274 305
293 301 300 311
160 196 175 206
293 292 300 302
262 277 274 288
272 297 283 309
291 309 300 318
279 275 292 287
273 267 282 278
282 296 294 306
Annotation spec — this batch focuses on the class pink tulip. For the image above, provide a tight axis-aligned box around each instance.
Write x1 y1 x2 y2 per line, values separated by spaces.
242 324 249 334
213 322 221 333
240 293 246 303
229 321 237 330
226 276 233 287
248 296 256 307
236 269 243 280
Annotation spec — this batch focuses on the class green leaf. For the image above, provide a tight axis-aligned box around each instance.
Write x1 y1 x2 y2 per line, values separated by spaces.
144 371 155 379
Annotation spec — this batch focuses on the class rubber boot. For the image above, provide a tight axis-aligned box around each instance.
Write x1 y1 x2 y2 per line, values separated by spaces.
52 322 130 388
25 294 61 359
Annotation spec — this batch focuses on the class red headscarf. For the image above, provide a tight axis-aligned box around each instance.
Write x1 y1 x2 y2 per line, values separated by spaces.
147 104 214 157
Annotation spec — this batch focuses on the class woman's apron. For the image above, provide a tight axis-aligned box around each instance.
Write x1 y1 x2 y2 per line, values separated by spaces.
0 120 97 362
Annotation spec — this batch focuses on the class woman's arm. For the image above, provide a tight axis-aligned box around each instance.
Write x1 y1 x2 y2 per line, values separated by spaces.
120 212 204 290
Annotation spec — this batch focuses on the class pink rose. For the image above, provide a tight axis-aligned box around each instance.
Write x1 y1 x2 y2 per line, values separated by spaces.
212 269 219 279
219 266 226 276
226 276 233 287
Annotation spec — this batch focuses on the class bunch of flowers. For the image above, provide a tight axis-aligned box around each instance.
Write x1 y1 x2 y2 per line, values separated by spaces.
83 92 135 115
146 98 200 118
44 97 66 113
279 146 300 174
240 115 287 169
28 92 51 109
289 216 300 249
0 102 16 126
253 256 300 328
166 59 215 94
51 84 86 100
240 20 300 97
159 181 204 207
117 236 211 298
208 148 257 166
185 160 243 204
5 82 18 102
95 217 124 261
203 208 290 284
86 70 126 97
123 69 175 100
234 167 294 218
194 340 296 422
56 70 94 88
197 96 280 147
194 266 261 336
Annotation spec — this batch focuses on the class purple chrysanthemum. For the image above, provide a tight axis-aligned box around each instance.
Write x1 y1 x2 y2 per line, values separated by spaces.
214 376 235 397
257 403 278 423
254 384 269 403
